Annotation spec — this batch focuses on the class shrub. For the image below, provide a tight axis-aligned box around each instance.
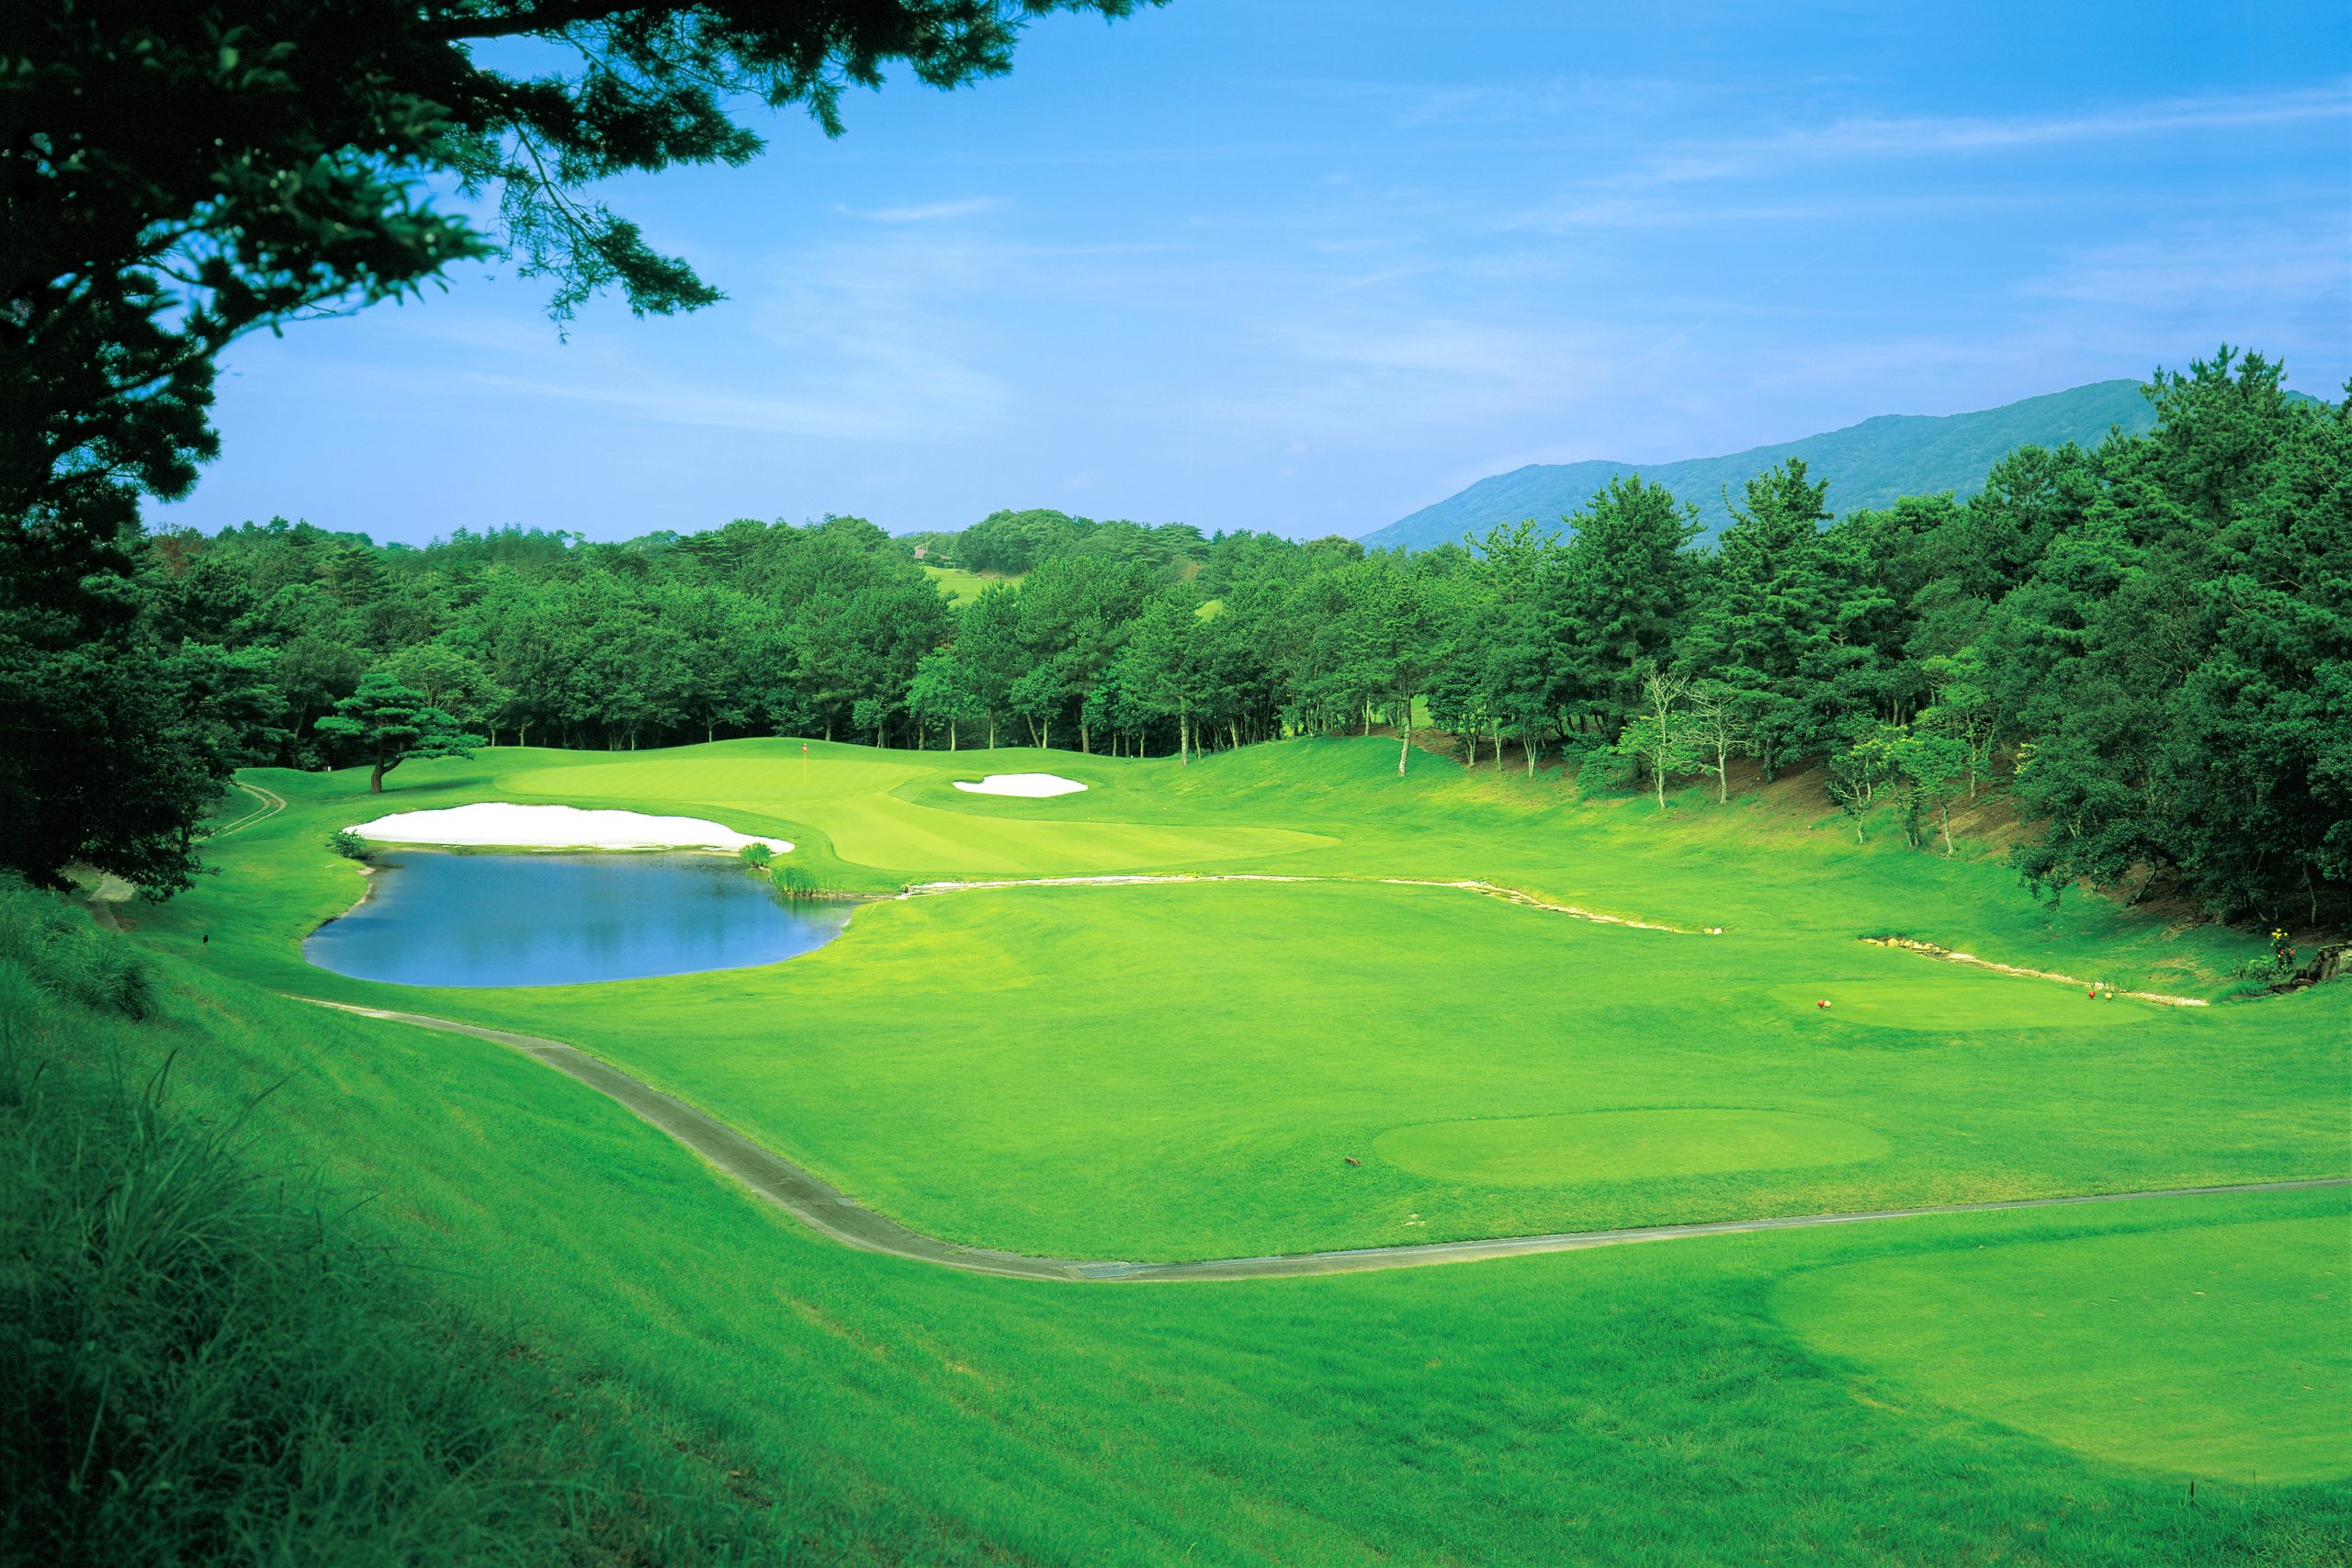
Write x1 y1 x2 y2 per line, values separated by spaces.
327 829 375 863
738 841 775 869
1574 746 1638 797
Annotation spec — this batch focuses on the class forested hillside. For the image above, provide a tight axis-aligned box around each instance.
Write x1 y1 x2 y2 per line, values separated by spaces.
1365 378 2166 551
42 351 2352 928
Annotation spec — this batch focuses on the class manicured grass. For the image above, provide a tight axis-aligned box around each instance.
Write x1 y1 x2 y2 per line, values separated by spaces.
921 563 1015 604
1776 1215 2352 1483
501 750 1330 877
1374 1108 1891 1186
74 734 2350 1557
380 877 2341 1259
1768 975 2161 1030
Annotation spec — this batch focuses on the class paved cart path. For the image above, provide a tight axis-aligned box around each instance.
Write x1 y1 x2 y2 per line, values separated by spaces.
296 997 2348 1283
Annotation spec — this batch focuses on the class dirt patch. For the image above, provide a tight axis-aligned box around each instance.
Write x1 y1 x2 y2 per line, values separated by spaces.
1862 936 2210 1007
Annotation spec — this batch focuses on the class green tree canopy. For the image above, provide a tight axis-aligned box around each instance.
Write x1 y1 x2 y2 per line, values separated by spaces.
315 673 482 793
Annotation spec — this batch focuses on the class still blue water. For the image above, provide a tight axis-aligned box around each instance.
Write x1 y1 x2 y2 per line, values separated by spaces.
304 852 851 987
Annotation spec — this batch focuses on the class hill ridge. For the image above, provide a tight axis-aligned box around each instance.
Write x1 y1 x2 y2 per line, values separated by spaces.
1364 378 2158 549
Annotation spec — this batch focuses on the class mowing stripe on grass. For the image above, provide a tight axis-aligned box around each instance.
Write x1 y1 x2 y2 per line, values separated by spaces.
290 996 2349 1283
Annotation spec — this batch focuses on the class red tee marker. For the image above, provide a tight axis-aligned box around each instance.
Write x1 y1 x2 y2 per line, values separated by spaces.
1815 999 1831 1010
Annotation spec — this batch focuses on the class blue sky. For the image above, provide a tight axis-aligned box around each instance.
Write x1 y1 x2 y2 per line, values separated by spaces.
159 1 2351 545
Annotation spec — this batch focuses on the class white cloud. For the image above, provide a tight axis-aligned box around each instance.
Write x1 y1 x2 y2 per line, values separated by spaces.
834 197 1006 222
1635 83 2352 187
2021 220 2352 310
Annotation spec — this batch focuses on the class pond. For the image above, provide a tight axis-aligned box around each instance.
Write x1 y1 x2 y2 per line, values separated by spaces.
305 852 852 987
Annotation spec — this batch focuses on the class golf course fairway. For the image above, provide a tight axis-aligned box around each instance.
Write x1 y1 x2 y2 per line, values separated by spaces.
1373 1108 1892 1186
73 737 2352 1561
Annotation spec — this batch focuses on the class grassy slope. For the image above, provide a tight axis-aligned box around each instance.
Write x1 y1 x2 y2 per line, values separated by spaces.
72 953 2352 1563
1777 1217 2349 1484
1 903 793 1564
76 735 2352 1558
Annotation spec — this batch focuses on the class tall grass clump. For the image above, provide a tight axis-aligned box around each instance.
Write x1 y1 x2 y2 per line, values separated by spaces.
0 886 786 1566
767 863 836 902
0 875 152 1019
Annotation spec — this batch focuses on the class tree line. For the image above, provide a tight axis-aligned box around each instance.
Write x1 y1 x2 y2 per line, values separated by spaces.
16 350 2348 927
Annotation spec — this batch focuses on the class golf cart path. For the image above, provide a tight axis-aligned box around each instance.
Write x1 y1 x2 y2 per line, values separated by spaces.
81 783 287 932
214 780 288 839
296 997 2348 1283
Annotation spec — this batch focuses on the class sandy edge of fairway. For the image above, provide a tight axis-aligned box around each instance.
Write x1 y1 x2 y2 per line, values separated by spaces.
348 802 791 854
1862 936 2210 1007
288 996 2346 1283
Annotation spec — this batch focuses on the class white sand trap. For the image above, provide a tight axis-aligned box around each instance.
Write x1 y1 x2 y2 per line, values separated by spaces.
348 803 790 853
951 773 1087 798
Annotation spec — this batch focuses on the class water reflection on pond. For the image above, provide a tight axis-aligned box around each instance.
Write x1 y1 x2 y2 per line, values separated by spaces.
305 852 850 987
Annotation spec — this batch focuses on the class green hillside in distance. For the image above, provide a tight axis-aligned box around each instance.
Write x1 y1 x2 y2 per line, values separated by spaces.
1365 378 2161 550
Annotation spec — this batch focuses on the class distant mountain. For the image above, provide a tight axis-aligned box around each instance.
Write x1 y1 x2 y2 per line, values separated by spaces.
1363 379 2162 551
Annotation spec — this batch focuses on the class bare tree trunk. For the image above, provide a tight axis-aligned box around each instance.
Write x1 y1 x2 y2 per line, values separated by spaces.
1398 698 1411 777
1080 719 1090 754
948 720 956 751
1230 719 1239 751
988 714 997 750
1180 710 1190 766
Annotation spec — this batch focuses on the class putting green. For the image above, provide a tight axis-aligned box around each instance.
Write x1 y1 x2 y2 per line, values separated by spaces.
1372 1109 1889 1187
1770 974 2156 1032
503 754 1330 875
1775 1215 2352 1483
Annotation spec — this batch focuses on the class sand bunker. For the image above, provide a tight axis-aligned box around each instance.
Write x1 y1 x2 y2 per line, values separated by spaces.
951 773 1087 798
348 803 790 853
